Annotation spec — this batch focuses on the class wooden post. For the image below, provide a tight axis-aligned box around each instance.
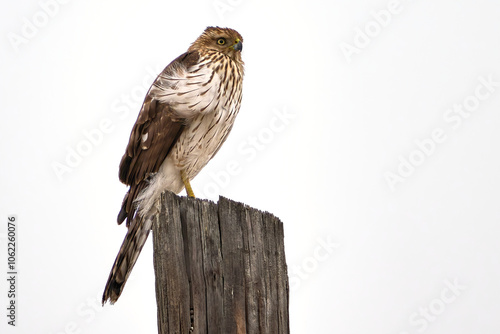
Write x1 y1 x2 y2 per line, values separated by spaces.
152 191 289 334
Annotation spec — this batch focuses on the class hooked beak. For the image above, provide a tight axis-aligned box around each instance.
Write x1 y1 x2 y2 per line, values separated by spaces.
232 39 243 52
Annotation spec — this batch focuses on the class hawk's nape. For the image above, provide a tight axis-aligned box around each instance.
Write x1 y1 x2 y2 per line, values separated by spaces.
102 27 244 305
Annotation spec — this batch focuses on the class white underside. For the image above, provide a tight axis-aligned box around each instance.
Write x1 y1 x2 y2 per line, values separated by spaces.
134 154 183 218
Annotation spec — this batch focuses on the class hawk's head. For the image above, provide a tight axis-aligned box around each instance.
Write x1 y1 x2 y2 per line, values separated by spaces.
189 27 243 62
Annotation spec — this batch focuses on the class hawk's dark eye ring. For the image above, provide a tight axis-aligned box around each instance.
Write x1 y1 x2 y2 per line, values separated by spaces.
217 38 226 45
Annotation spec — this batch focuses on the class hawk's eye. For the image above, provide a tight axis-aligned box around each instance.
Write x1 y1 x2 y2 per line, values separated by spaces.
217 38 226 45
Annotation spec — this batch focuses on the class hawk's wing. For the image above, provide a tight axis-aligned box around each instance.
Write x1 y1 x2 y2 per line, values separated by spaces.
117 51 203 225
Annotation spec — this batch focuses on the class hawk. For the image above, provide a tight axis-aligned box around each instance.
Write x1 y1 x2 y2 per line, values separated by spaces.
102 27 244 304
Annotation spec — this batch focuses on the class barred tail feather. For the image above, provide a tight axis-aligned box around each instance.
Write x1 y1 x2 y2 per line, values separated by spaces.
102 214 153 304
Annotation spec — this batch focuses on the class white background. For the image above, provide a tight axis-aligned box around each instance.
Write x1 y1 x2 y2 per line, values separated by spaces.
1 0 500 333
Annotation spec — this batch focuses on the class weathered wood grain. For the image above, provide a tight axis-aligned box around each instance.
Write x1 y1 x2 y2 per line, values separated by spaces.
153 192 289 334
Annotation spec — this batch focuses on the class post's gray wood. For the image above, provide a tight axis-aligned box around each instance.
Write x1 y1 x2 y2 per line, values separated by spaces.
153 192 289 334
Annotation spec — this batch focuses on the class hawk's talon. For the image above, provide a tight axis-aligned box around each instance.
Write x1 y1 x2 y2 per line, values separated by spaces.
181 170 195 198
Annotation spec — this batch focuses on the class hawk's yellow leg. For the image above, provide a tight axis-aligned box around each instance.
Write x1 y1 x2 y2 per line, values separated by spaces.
181 170 195 198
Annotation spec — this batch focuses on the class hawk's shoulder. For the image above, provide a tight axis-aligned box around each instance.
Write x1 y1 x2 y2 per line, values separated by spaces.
117 53 202 186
